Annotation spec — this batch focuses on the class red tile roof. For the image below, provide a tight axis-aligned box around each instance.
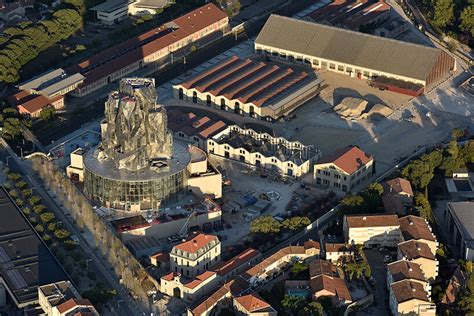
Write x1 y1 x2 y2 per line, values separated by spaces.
319 146 373 174
388 260 426 282
178 56 312 108
56 298 93 314
304 240 321 250
167 109 228 140
383 178 413 196
212 248 261 276
345 214 400 228
310 275 352 302
161 271 179 281
71 3 227 88
325 243 351 253
174 233 218 254
11 90 63 115
184 271 216 289
398 240 435 260
391 279 430 303
150 252 170 262
234 294 272 312
399 215 436 242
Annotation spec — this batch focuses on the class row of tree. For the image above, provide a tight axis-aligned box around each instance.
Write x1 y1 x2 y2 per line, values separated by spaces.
422 0 473 37
31 156 156 309
250 216 311 235
338 182 384 216
0 1 84 83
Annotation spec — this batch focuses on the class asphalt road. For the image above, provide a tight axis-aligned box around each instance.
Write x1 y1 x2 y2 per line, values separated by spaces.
0 141 139 316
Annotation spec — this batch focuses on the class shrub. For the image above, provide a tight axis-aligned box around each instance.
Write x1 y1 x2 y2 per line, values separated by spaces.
35 224 44 233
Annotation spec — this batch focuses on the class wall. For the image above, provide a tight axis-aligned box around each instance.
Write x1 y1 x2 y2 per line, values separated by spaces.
119 211 222 242
314 160 374 192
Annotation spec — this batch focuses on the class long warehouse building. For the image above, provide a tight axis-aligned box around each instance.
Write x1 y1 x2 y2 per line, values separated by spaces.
68 3 229 97
255 15 455 93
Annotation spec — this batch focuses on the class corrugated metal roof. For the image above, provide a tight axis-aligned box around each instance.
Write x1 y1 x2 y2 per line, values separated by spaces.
255 15 442 81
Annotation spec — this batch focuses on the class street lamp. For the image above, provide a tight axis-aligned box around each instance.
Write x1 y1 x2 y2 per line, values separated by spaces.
6 156 10 167
117 299 123 310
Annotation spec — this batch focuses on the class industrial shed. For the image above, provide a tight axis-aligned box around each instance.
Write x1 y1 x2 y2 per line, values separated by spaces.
255 15 455 92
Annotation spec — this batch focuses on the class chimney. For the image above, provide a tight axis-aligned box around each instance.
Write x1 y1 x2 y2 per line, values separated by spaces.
409 268 413 272
363 216 367 220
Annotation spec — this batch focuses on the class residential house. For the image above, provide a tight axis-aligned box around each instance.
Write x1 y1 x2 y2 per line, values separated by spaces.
314 146 374 192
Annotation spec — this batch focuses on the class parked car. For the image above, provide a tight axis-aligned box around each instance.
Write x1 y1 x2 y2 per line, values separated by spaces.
71 235 80 245
383 255 392 263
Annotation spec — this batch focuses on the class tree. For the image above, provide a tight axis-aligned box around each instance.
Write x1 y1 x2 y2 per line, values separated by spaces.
33 205 46 214
457 271 474 314
40 212 55 223
7 172 21 181
64 240 77 251
433 0 455 29
402 159 435 191
47 222 57 231
290 262 309 280
29 196 41 205
303 301 323 316
2 117 21 139
414 193 434 223
440 140 462 177
339 194 365 214
54 229 71 239
82 286 117 305
35 224 44 233
250 216 281 234
282 216 311 231
451 128 465 140
39 106 56 121
460 6 474 36
281 295 307 314
15 181 27 189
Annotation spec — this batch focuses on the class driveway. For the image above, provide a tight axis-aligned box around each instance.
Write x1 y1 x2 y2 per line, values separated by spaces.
360 250 391 316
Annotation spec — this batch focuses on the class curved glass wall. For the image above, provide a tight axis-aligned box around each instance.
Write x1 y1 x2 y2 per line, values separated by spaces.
84 167 188 211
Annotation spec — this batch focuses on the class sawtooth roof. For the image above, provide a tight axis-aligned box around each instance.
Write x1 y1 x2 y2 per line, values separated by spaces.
255 15 444 81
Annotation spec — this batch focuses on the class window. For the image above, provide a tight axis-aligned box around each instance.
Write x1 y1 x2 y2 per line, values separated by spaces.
329 63 336 69
338 65 344 71
324 171 330 176
334 174 341 179
323 179 330 185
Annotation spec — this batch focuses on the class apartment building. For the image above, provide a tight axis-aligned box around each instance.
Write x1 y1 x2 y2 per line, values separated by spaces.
445 201 474 260
314 146 374 192
387 260 431 295
38 281 99 316
389 280 436 316
343 214 400 248
170 233 221 278
398 240 438 282
399 215 438 255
